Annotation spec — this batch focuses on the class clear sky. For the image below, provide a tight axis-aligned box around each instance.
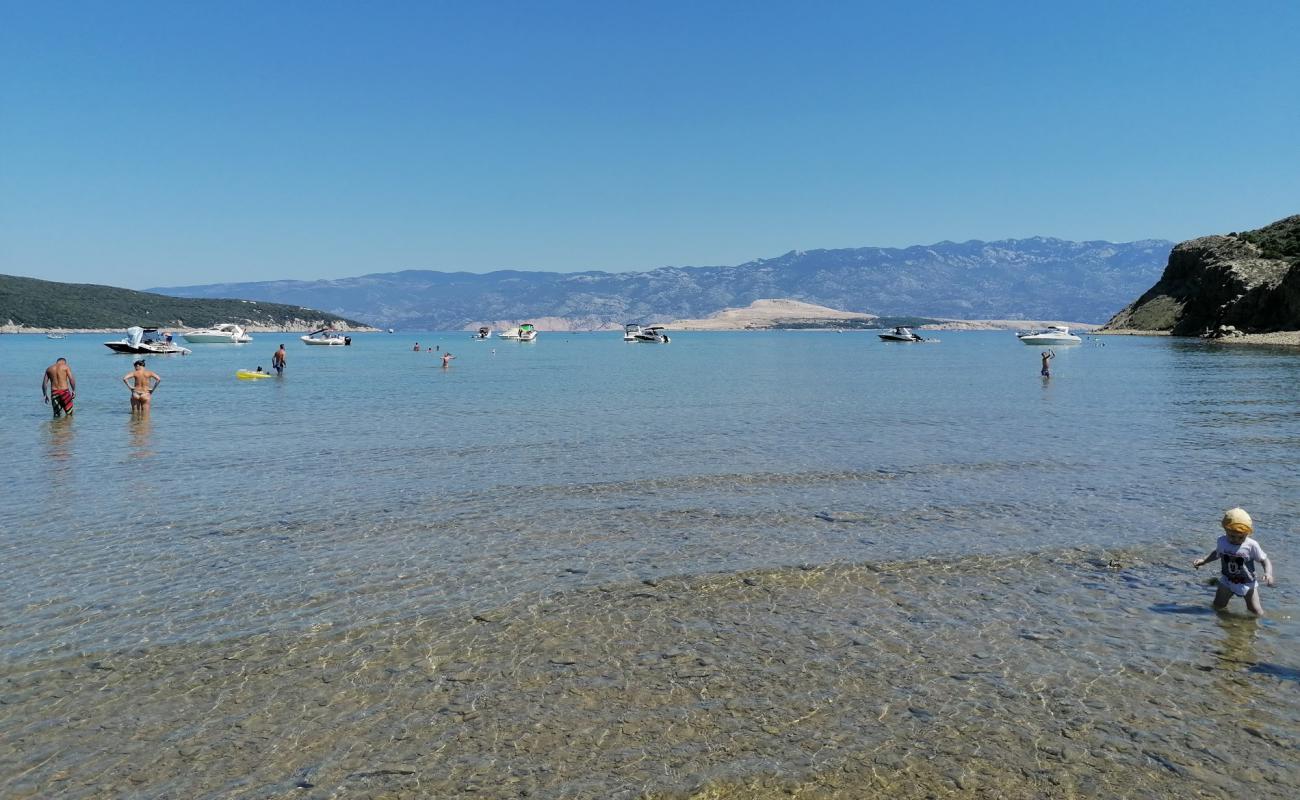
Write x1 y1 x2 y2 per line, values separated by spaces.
2 1 1297 289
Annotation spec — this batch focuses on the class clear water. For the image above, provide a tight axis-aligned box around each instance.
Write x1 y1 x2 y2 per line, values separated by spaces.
2 330 1297 798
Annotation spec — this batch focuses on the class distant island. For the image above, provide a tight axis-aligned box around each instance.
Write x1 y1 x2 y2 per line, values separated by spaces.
667 299 1097 332
1101 214 1300 344
0 274 373 332
151 236 1172 330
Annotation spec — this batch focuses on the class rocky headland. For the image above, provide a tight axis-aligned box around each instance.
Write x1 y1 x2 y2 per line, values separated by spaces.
1100 215 1300 343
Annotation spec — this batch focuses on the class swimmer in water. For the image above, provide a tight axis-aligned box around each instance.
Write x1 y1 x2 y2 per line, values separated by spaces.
122 360 161 415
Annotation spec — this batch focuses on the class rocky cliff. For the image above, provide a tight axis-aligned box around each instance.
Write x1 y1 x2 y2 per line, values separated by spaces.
1101 215 1300 336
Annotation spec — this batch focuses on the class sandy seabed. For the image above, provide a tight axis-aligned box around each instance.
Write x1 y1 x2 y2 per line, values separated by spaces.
2 546 1296 800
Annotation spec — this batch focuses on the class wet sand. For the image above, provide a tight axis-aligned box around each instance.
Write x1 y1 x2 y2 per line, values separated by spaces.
3 546 1295 799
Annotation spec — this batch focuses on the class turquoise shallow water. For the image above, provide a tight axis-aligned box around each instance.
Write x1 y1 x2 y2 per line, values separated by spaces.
3 329 1300 799
2 330 1297 656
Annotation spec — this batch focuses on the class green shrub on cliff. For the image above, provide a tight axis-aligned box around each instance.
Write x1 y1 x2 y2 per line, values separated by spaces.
1238 215 1300 264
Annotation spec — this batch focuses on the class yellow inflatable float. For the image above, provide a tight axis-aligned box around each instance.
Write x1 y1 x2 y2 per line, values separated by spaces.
236 369 273 380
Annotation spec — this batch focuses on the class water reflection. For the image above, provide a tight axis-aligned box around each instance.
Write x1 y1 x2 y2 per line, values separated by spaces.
43 417 76 462
42 418 77 488
128 414 154 459
1210 614 1259 704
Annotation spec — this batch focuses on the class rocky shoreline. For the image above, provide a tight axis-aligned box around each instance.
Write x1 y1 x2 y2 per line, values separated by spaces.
1096 327 1300 346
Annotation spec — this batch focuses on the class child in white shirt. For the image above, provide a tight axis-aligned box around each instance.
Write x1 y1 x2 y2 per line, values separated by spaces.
1193 507 1276 616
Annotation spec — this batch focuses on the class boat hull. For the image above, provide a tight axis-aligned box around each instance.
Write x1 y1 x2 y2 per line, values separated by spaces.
1017 335 1081 345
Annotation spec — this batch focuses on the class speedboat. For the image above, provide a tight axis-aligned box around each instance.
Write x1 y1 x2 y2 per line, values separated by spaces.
1016 325 1082 345
632 325 670 343
183 323 252 343
46 333 66 340
498 327 521 340
623 323 643 341
517 323 538 341
301 329 351 346
104 326 192 355
473 326 493 340
878 326 925 342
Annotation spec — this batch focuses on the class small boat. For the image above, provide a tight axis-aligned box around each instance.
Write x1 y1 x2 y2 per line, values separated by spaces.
104 326 192 355
517 323 538 341
46 333 66 340
623 323 642 341
301 329 351 346
183 323 252 344
473 326 493 340
1016 325 1082 345
632 325 670 343
878 326 926 342
236 368 273 379
387 328 395 334
498 327 521 340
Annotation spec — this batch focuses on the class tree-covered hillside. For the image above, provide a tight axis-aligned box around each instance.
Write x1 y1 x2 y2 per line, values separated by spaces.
0 274 368 329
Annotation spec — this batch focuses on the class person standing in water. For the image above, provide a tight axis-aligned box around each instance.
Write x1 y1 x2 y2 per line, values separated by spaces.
42 357 76 418
272 344 287 375
1194 507 1276 616
441 352 455 368
1040 349 1055 377
122 360 161 415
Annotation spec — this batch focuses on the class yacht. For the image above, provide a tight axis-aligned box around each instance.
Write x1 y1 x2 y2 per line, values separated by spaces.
1016 325 1082 345
878 326 925 342
301 329 351 346
517 323 538 341
183 323 252 344
473 326 493 340
498 327 521 340
632 325 670 343
104 326 192 355
623 323 643 341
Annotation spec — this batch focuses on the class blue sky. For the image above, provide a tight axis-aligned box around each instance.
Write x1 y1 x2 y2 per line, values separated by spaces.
2 1 1297 288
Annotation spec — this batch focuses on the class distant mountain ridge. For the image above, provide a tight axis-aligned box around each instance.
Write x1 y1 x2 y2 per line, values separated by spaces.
152 237 1173 330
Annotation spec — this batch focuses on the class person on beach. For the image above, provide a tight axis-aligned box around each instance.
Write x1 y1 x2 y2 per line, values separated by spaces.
1193 507 1276 616
1040 349 1055 377
42 357 76 418
441 352 455 368
272 344 286 375
122 359 161 415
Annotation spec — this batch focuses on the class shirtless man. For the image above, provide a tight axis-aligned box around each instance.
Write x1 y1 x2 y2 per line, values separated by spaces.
42 357 77 418
1040 349 1055 377
272 344 287 375
122 360 161 414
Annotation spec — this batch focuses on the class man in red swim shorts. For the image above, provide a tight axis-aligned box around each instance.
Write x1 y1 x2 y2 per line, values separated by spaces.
42 357 77 418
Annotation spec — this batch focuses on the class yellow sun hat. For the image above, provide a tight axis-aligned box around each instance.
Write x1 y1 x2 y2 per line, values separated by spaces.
1221 507 1253 535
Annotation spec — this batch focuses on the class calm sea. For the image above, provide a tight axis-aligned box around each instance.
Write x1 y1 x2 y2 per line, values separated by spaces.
5 330 1297 653
2 329 1297 798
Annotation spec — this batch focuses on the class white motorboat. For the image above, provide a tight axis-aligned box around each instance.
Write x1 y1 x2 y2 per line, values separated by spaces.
623 323 643 341
517 323 538 341
632 325 670 343
46 333 66 340
104 326 192 355
183 323 252 344
878 326 925 342
472 326 493 340
498 327 521 340
1016 325 1082 345
301 329 351 346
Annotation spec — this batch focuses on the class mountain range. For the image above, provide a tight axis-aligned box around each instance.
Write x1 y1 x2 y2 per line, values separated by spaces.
152 237 1173 330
